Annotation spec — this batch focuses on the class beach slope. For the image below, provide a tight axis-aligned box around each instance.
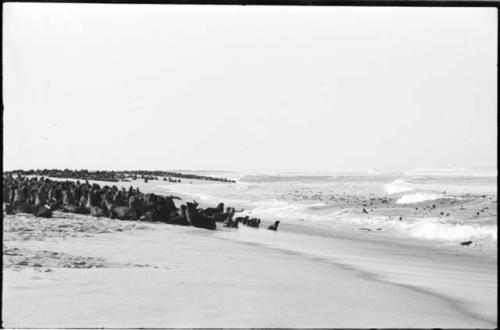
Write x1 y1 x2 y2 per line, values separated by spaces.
2 211 496 328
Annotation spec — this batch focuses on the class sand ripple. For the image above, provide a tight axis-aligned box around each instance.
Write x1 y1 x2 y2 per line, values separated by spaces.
3 247 109 270
3 211 156 272
3 211 150 242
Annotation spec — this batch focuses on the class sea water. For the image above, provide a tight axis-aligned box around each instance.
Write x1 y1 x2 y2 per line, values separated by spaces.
160 170 497 252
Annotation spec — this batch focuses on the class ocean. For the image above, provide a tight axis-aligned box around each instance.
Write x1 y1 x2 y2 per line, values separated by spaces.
160 170 497 253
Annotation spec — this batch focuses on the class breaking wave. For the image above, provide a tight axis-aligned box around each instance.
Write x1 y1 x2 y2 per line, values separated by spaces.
398 218 497 241
396 193 443 204
328 215 497 242
384 179 415 194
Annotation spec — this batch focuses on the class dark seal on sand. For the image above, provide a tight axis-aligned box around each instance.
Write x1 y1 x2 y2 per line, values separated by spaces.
268 221 280 231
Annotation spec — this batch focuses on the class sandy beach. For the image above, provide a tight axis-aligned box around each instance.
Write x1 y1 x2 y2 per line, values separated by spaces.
4 4 497 328
3 200 497 327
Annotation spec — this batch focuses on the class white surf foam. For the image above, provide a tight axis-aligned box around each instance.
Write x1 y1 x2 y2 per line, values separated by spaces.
396 193 443 204
330 215 497 242
398 218 497 241
384 179 415 194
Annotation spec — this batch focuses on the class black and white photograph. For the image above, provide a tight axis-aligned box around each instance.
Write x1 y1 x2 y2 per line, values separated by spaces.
2 2 497 328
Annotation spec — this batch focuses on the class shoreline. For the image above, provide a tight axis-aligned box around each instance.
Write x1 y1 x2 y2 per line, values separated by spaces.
215 223 497 325
217 234 493 326
3 212 496 328
17 174 498 265
3 175 497 327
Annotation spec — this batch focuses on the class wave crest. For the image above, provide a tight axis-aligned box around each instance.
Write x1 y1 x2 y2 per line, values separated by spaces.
384 179 415 194
400 218 497 241
396 193 443 204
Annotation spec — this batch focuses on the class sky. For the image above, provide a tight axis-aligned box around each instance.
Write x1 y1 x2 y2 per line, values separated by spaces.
3 4 497 173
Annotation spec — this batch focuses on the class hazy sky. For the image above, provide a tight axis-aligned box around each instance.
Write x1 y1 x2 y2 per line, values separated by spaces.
3 4 497 172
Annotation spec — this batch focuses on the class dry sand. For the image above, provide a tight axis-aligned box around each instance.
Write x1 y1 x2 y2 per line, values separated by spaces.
2 209 497 328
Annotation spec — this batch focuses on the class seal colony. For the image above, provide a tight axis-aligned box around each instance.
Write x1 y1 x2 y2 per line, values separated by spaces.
11 169 236 183
2 171 497 328
3 171 263 231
